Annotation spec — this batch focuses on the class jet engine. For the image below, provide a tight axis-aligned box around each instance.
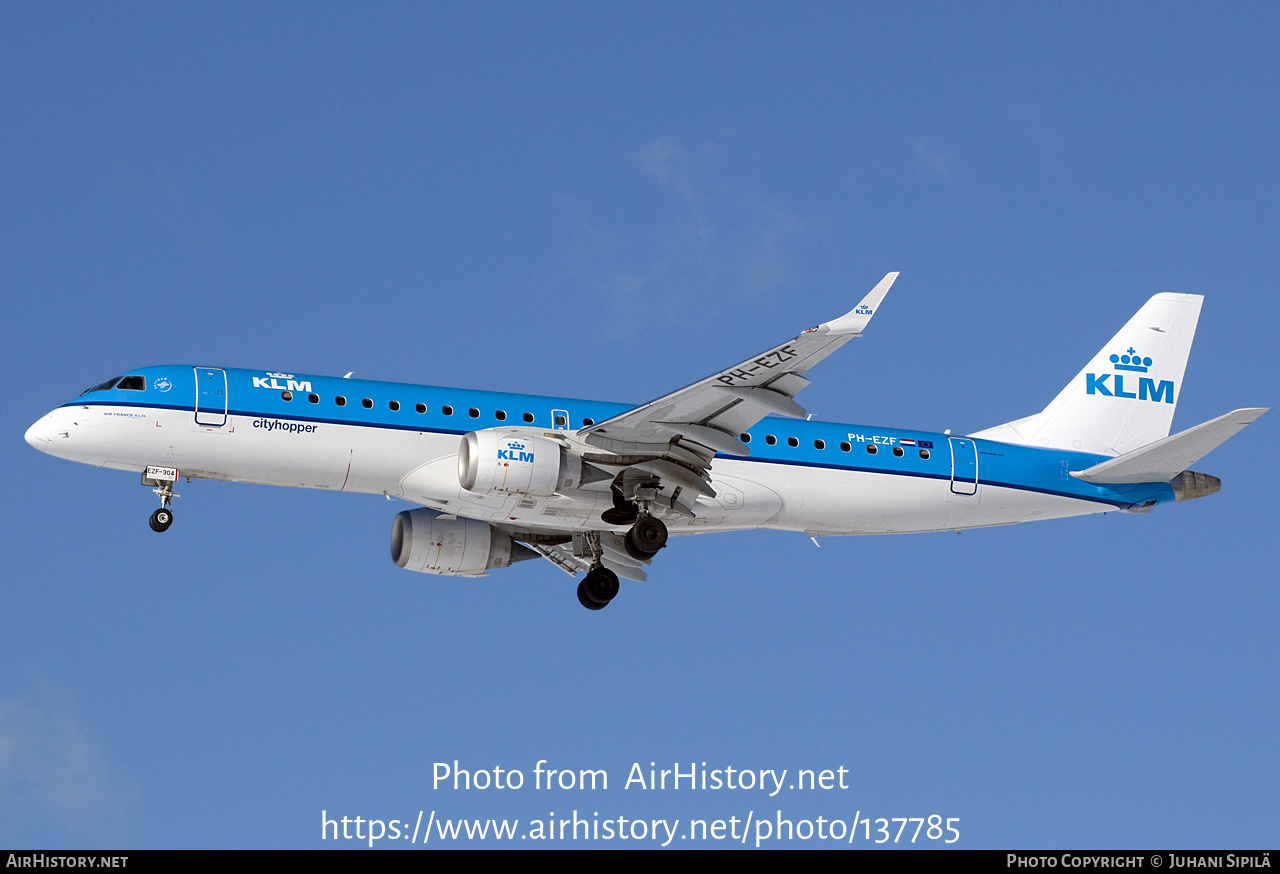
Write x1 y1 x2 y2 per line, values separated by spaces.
457 431 583 496
390 508 537 576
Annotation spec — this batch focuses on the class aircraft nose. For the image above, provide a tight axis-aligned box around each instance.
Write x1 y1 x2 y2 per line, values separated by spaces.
25 413 54 450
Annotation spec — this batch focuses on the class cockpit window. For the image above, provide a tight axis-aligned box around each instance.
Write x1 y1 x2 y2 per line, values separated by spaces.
81 377 121 395
116 376 145 391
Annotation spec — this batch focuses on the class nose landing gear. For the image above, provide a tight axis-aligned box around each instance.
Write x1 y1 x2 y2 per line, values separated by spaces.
142 466 179 533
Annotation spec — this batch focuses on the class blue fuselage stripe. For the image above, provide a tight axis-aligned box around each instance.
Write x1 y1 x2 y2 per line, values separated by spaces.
65 365 1171 510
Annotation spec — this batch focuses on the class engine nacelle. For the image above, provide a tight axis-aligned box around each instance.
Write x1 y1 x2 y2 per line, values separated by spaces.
457 431 582 496
390 508 535 576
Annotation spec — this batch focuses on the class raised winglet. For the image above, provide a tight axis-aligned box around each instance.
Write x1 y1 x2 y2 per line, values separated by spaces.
821 272 898 335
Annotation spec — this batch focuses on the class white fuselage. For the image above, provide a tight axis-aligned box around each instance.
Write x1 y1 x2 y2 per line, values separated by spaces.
25 396 1139 539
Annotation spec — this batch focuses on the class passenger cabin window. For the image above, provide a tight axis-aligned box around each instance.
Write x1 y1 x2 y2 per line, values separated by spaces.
389 401 400 411
919 449 931 460
116 376 145 391
496 410 507 421
765 435 777 445
787 437 799 448
281 391 293 401
416 403 427 414
740 433 751 443
469 408 480 418
308 394 319 404
554 414 567 427
335 396 347 406
893 446 904 457
523 412 534 423
840 442 851 452
866 444 878 455
362 398 373 409
582 417 594 426
814 439 825 450
442 406 453 416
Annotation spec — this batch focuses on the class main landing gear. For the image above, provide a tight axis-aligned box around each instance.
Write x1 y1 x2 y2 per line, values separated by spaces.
577 566 620 611
575 531 621 611
602 481 669 561
625 513 667 560
579 481 672 610
574 509 669 610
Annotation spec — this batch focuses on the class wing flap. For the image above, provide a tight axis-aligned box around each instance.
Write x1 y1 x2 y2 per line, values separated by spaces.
659 422 750 456
632 458 716 498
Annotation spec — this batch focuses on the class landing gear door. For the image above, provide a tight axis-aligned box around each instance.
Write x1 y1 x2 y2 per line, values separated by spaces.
194 367 228 427
948 437 978 496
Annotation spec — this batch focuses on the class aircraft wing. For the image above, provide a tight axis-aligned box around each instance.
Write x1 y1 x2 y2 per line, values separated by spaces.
577 272 897 508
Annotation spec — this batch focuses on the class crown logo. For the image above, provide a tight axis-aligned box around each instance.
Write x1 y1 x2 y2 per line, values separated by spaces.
507 441 526 451
1110 348 1152 373
267 371 294 379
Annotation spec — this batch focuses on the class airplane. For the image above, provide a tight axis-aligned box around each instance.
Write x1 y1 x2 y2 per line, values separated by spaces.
24 274 1266 610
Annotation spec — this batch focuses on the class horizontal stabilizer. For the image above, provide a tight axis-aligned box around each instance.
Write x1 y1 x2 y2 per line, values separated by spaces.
1070 408 1267 484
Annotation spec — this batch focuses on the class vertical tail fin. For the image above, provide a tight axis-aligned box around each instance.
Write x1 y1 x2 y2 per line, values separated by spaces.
971 293 1203 456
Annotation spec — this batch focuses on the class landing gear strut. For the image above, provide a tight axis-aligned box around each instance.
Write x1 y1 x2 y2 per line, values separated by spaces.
576 532 620 610
145 470 179 533
602 477 670 561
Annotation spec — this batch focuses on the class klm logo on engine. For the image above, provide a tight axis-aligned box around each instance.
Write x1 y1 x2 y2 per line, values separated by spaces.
1086 348 1174 404
497 440 534 463
252 371 312 393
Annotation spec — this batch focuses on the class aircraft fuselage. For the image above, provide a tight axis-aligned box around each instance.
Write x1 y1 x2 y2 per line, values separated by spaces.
25 364 1171 540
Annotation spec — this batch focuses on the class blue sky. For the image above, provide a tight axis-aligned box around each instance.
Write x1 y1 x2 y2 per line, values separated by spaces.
2 4 1276 848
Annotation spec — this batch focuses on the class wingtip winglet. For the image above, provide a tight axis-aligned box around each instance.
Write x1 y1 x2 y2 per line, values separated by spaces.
822 271 898 335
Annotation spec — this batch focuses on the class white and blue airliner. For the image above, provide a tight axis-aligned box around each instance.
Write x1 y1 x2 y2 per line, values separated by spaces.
25 275 1265 610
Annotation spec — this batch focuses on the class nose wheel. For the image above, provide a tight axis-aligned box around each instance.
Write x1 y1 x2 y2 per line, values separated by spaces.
149 507 173 532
